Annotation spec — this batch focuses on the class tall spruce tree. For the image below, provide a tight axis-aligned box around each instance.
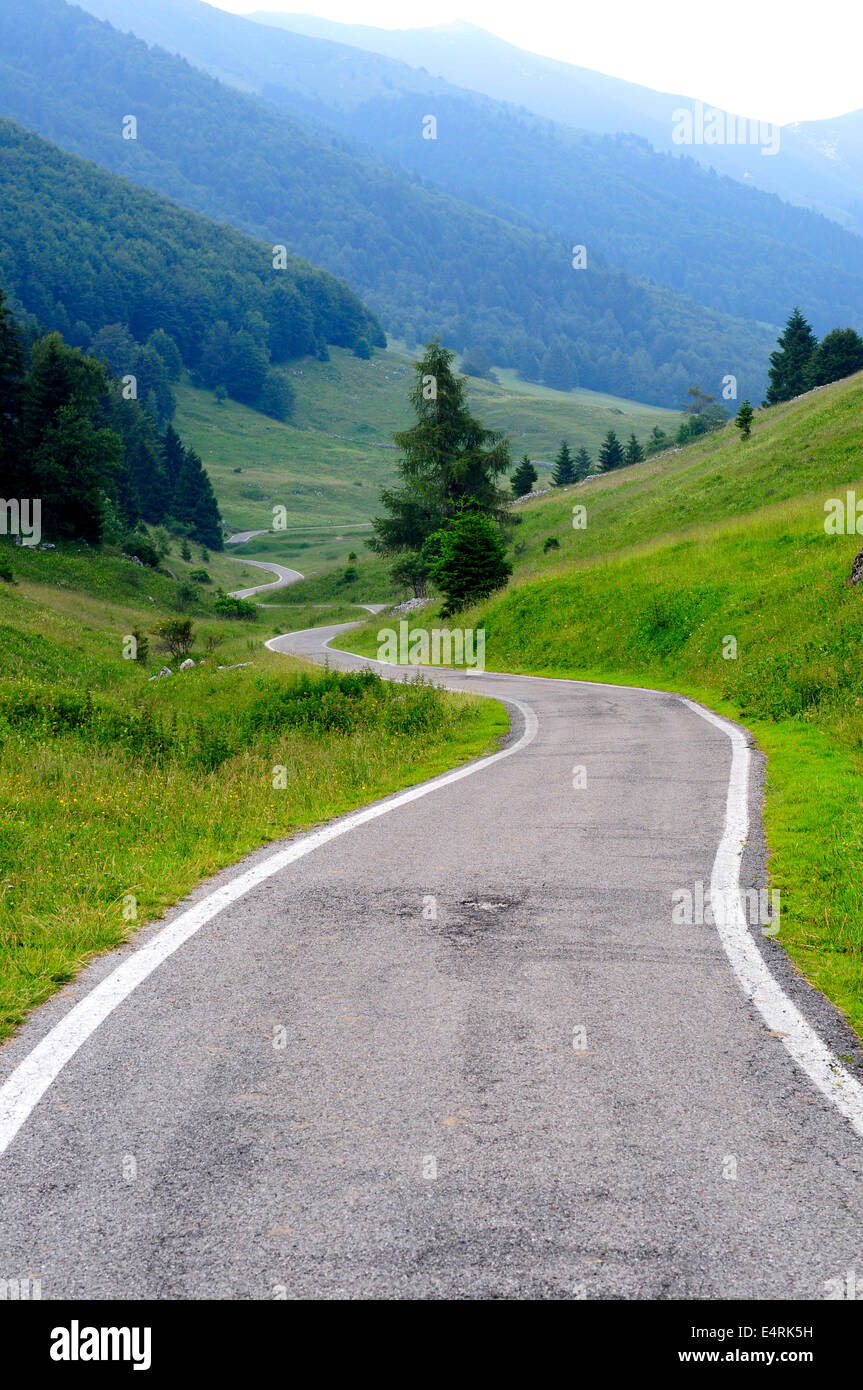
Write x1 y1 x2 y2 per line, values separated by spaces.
511 455 538 497
160 426 223 549
766 308 818 404
371 339 510 569
573 447 592 481
624 433 644 465
598 429 624 471
552 440 576 486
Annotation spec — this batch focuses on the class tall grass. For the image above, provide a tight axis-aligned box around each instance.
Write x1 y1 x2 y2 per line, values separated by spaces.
0 551 505 1039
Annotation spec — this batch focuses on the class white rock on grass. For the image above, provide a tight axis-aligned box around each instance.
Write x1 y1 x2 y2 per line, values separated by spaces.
389 597 433 615
179 658 196 671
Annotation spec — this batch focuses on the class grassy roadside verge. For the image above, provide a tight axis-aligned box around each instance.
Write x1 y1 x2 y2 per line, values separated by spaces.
0 550 507 1043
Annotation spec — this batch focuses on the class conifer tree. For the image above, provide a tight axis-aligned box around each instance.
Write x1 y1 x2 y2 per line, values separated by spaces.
765 308 818 404
735 400 754 439
430 510 512 616
552 440 576 486
624 433 644 465
573 447 592 481
511 455 538 497
806 327 863 388
598 429 624 471
371 339 510 567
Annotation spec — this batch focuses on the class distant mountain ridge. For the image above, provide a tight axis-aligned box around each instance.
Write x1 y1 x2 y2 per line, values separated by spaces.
0 0 778 407
71 0 863 340
253 12 863 236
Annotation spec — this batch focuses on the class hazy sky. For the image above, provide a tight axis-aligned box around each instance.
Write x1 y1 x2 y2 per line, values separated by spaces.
213 1 862 124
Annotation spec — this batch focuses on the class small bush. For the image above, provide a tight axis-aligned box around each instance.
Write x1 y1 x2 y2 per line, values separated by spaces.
213 589 257 621
200 629 226 655
154 617 195 660
122 535 159 568
542 537 560 553
189 569 211 584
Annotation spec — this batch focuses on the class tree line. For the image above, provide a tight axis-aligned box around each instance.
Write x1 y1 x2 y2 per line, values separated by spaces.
764 308 863 404
0 289 223 548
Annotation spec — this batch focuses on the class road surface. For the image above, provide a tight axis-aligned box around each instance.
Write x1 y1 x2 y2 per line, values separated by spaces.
227 557 304 599
226 530 271 545
1 623 862 1299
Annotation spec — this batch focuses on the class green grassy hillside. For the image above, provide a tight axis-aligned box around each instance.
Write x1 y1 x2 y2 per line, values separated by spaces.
334 374 863 1037
0 541 504 1040
175 344 675 596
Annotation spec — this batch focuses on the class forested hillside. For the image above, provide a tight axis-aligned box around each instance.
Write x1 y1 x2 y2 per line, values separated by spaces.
0 118 383 423
71 0 863 335
0 0 775 406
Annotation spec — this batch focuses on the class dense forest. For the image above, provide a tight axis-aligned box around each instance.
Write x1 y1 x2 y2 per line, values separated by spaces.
0 0 775 407
0 117 384 421
0 289 223 548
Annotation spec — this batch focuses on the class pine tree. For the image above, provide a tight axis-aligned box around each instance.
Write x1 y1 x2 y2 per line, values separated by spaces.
573 447 592 481
31 404 120 542
624 433 644 465
511 455 538 497
371 339 511 560
430 511 512 616
765 308 818 404
598 430 624 471
167 436 223 550
735 400 754 439
552 440 576 486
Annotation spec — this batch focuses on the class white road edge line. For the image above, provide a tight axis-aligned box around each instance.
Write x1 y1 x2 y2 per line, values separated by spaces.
682 698 863 1139
322 635 863 1138
0 693 537 1158
3 622 861 1154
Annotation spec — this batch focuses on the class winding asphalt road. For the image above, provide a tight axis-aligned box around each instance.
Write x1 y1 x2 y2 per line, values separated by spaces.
1 623 863 1300
227 557 304 599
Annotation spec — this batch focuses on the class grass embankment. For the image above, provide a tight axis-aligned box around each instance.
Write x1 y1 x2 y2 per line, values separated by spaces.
335 374 863 1036
0 543 505 1041
174 343 673 563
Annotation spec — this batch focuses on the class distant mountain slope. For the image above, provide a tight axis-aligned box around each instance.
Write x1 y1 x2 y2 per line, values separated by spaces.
0 0 775 407
0 117 383 396
255 13 863 235
72 0 863 336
